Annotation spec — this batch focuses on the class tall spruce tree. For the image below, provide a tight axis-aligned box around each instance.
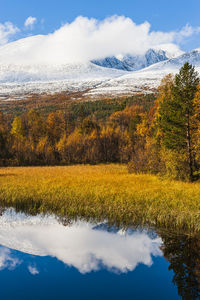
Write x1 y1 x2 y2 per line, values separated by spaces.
158 62 199 181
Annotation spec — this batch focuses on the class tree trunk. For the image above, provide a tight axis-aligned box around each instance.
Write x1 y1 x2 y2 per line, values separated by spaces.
186 113 193 182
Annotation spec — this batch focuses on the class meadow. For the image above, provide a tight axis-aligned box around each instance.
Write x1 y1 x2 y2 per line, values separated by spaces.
0 164 200 233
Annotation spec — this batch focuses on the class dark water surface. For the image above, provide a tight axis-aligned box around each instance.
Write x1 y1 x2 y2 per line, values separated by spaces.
0 209 199 300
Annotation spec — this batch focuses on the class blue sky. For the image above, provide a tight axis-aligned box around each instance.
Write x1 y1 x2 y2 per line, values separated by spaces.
0 0 200 54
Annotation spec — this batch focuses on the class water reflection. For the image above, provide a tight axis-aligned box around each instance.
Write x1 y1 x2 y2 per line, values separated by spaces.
0 209 199 299
160 232 200 300
0 247 21 271
0 209 162 273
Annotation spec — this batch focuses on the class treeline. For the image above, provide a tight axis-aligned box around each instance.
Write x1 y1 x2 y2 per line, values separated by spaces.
0 63 200 181
0 103 139 166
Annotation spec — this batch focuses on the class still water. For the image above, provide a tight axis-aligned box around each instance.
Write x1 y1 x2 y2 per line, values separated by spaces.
0 209 199 300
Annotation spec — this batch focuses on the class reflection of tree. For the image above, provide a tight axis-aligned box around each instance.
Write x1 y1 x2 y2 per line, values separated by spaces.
0 207 5 216
160 232 200 299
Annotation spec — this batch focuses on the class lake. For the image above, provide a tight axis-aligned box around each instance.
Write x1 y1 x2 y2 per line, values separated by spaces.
0 209 199 300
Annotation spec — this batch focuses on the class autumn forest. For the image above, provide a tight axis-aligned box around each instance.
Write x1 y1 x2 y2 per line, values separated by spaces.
0 63 200 182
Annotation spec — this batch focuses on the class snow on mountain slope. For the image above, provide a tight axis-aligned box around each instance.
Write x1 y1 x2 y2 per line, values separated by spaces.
92 56 132 71
87 49 200 96
0 64 128 98
0 60 130 83
0 63 128 97
151 48 200 69
0 35 128 96
91 46 184 72
92 49 169 71
0 34 199 98
121 49 168 71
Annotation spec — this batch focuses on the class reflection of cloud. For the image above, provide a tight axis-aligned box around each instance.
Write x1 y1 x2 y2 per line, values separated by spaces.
28 265 39 275
0 247 21 270
0 211 162 274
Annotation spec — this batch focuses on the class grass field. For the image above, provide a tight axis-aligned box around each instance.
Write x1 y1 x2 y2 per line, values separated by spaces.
0 164 200 233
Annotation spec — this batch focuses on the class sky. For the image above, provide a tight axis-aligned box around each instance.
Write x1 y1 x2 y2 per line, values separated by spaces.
0 0 199 63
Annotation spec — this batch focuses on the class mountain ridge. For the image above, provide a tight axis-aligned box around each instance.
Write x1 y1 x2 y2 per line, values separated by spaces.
0 36 199 98
92 48 175 71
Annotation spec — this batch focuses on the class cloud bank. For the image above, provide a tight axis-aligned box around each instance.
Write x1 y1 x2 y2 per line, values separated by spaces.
0 16 199 64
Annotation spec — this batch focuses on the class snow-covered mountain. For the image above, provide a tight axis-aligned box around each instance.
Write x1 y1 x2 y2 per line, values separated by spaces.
92 56 132 71
152 48 200 69
0 34 199 98
0 62 127 83
92 49 169 71
87 48 200 96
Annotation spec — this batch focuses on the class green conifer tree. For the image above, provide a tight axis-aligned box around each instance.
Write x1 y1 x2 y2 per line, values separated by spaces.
158 62 199 181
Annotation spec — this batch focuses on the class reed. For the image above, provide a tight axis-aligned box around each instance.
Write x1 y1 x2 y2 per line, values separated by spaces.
0 164 200 232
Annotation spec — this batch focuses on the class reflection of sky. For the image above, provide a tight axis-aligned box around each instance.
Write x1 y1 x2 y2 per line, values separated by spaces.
0 210 162 274
0 247 21 271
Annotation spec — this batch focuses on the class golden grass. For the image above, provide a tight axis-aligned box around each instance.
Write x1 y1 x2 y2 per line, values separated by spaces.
0 164 200 232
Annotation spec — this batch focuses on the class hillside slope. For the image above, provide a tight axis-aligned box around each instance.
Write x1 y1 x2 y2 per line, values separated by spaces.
0 35 199 98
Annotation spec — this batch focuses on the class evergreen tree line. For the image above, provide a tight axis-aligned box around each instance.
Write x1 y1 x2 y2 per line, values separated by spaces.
0 63 200 181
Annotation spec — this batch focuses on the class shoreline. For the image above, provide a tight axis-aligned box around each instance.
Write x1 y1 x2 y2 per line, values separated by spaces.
1 164 200 233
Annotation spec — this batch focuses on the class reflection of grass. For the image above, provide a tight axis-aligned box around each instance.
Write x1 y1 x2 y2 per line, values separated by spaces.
0 164 200 233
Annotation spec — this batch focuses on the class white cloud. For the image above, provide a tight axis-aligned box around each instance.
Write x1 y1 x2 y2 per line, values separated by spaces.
153 43 184 58
0 16 200 64
174 23 200 44
28 265 39 275
179 23 200 38
0 22 19 46
24 16 37 29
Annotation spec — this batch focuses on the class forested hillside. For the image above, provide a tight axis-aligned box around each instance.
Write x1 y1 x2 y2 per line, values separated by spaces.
1 63 200 181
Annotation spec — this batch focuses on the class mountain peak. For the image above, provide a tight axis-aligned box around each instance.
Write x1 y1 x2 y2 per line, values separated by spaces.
92 48 169 71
